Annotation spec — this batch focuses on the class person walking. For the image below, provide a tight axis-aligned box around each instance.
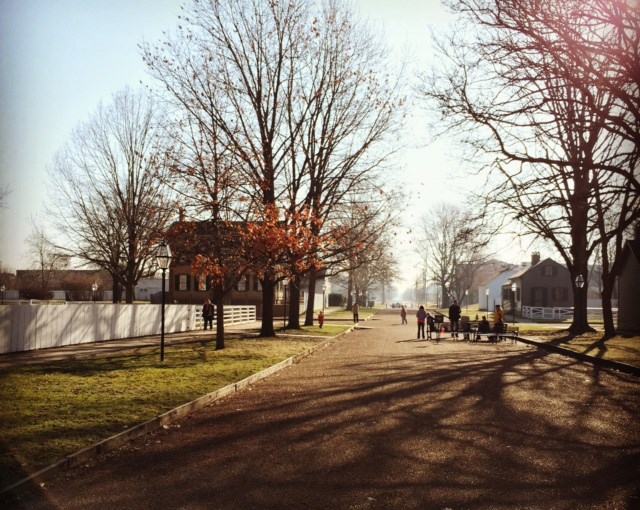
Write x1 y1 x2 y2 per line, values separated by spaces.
400 305 407 324
416 305 427 339
352 302 359 323
449 299 462 338
202 298 214 331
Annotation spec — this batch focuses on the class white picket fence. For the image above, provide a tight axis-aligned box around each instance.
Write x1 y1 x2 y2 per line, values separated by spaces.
0 303 256 355
193 305 257 329
522 306 617 321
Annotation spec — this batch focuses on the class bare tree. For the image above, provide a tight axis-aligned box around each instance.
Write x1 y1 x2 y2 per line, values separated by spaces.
414 204 490 309
25 217 70 295
145 0 313 336
283 0 405 326
421 0 640 335
324 189 402 312
48 87 174 303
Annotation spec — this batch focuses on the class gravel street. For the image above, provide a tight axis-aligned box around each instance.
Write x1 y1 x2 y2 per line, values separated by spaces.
7 309 640 510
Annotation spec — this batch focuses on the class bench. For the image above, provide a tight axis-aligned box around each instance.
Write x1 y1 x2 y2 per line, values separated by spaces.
489 324 519 343
472 323 519 343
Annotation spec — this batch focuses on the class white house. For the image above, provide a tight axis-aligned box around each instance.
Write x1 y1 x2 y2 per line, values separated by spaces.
477 267 524 312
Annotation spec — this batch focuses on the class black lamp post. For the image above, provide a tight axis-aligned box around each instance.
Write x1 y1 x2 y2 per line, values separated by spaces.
91 282 98 302
156 240 172 361
465 289 469 313
322 283 326 313
485 287 490 312
1 285 5 305
511 282 517 325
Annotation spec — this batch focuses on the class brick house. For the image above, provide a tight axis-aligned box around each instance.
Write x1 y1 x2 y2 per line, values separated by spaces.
166 220 325 317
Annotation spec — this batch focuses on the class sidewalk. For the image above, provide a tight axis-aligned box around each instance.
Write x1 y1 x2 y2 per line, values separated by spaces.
4 309 639 509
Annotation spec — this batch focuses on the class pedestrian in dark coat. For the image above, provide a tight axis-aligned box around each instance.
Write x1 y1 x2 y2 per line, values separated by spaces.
203 299 214 330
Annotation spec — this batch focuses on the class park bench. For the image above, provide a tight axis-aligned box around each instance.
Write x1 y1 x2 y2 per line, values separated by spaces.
489 324 519 343
472 323 519 343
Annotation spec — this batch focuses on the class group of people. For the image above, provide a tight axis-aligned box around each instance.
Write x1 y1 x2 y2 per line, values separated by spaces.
405 305 437 340
399 302 506 341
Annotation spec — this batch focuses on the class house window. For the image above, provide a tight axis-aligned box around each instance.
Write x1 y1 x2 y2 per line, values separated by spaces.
237 274 248 291
552 287 568 301
543 265 554 276
177 274 189 291
197 275 207 291
252 274 260 291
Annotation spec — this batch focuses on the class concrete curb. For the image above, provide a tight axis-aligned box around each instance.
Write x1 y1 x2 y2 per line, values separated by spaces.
515 336 640 377
1 327 356 496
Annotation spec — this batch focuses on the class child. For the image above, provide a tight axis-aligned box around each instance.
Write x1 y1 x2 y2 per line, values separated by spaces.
318 310 325 328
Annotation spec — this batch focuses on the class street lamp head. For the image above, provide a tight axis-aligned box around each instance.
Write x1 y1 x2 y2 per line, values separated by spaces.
485 288 490 296
92 282 98 292
156 240 172 270
575 274 585 288
0 285 5 293
465 289 468 295
511 282 517 292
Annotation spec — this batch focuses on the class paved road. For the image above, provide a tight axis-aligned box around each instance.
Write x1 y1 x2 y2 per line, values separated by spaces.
6 310 640 509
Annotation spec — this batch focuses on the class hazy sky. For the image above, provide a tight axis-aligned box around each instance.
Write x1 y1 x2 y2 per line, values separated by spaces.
0 0 540 290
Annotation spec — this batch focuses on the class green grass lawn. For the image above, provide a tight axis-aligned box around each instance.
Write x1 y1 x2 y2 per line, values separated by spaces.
0 335 329 490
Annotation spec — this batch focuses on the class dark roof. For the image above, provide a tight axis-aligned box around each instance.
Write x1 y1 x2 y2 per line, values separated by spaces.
510 257 565 279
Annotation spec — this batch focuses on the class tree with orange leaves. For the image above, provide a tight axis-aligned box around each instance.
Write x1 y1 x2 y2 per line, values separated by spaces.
144 0 404 336
239 204 319 337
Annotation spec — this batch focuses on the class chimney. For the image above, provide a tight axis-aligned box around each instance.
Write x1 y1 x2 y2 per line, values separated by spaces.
531 251 541 266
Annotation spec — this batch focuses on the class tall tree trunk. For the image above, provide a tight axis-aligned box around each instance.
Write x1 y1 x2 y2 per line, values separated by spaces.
111 275 121 303
568 173 594 335
260 279 276 337
288 275 302 330
600 278 616 339
304 267 318 326
570 280 591 334
214 284 225 350
440 283 448 309
125 285 134 304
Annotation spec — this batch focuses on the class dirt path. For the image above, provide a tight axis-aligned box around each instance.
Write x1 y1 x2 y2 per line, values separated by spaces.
8 310 640 509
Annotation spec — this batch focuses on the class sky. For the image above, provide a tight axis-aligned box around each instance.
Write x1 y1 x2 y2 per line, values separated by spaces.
0 0 543 290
